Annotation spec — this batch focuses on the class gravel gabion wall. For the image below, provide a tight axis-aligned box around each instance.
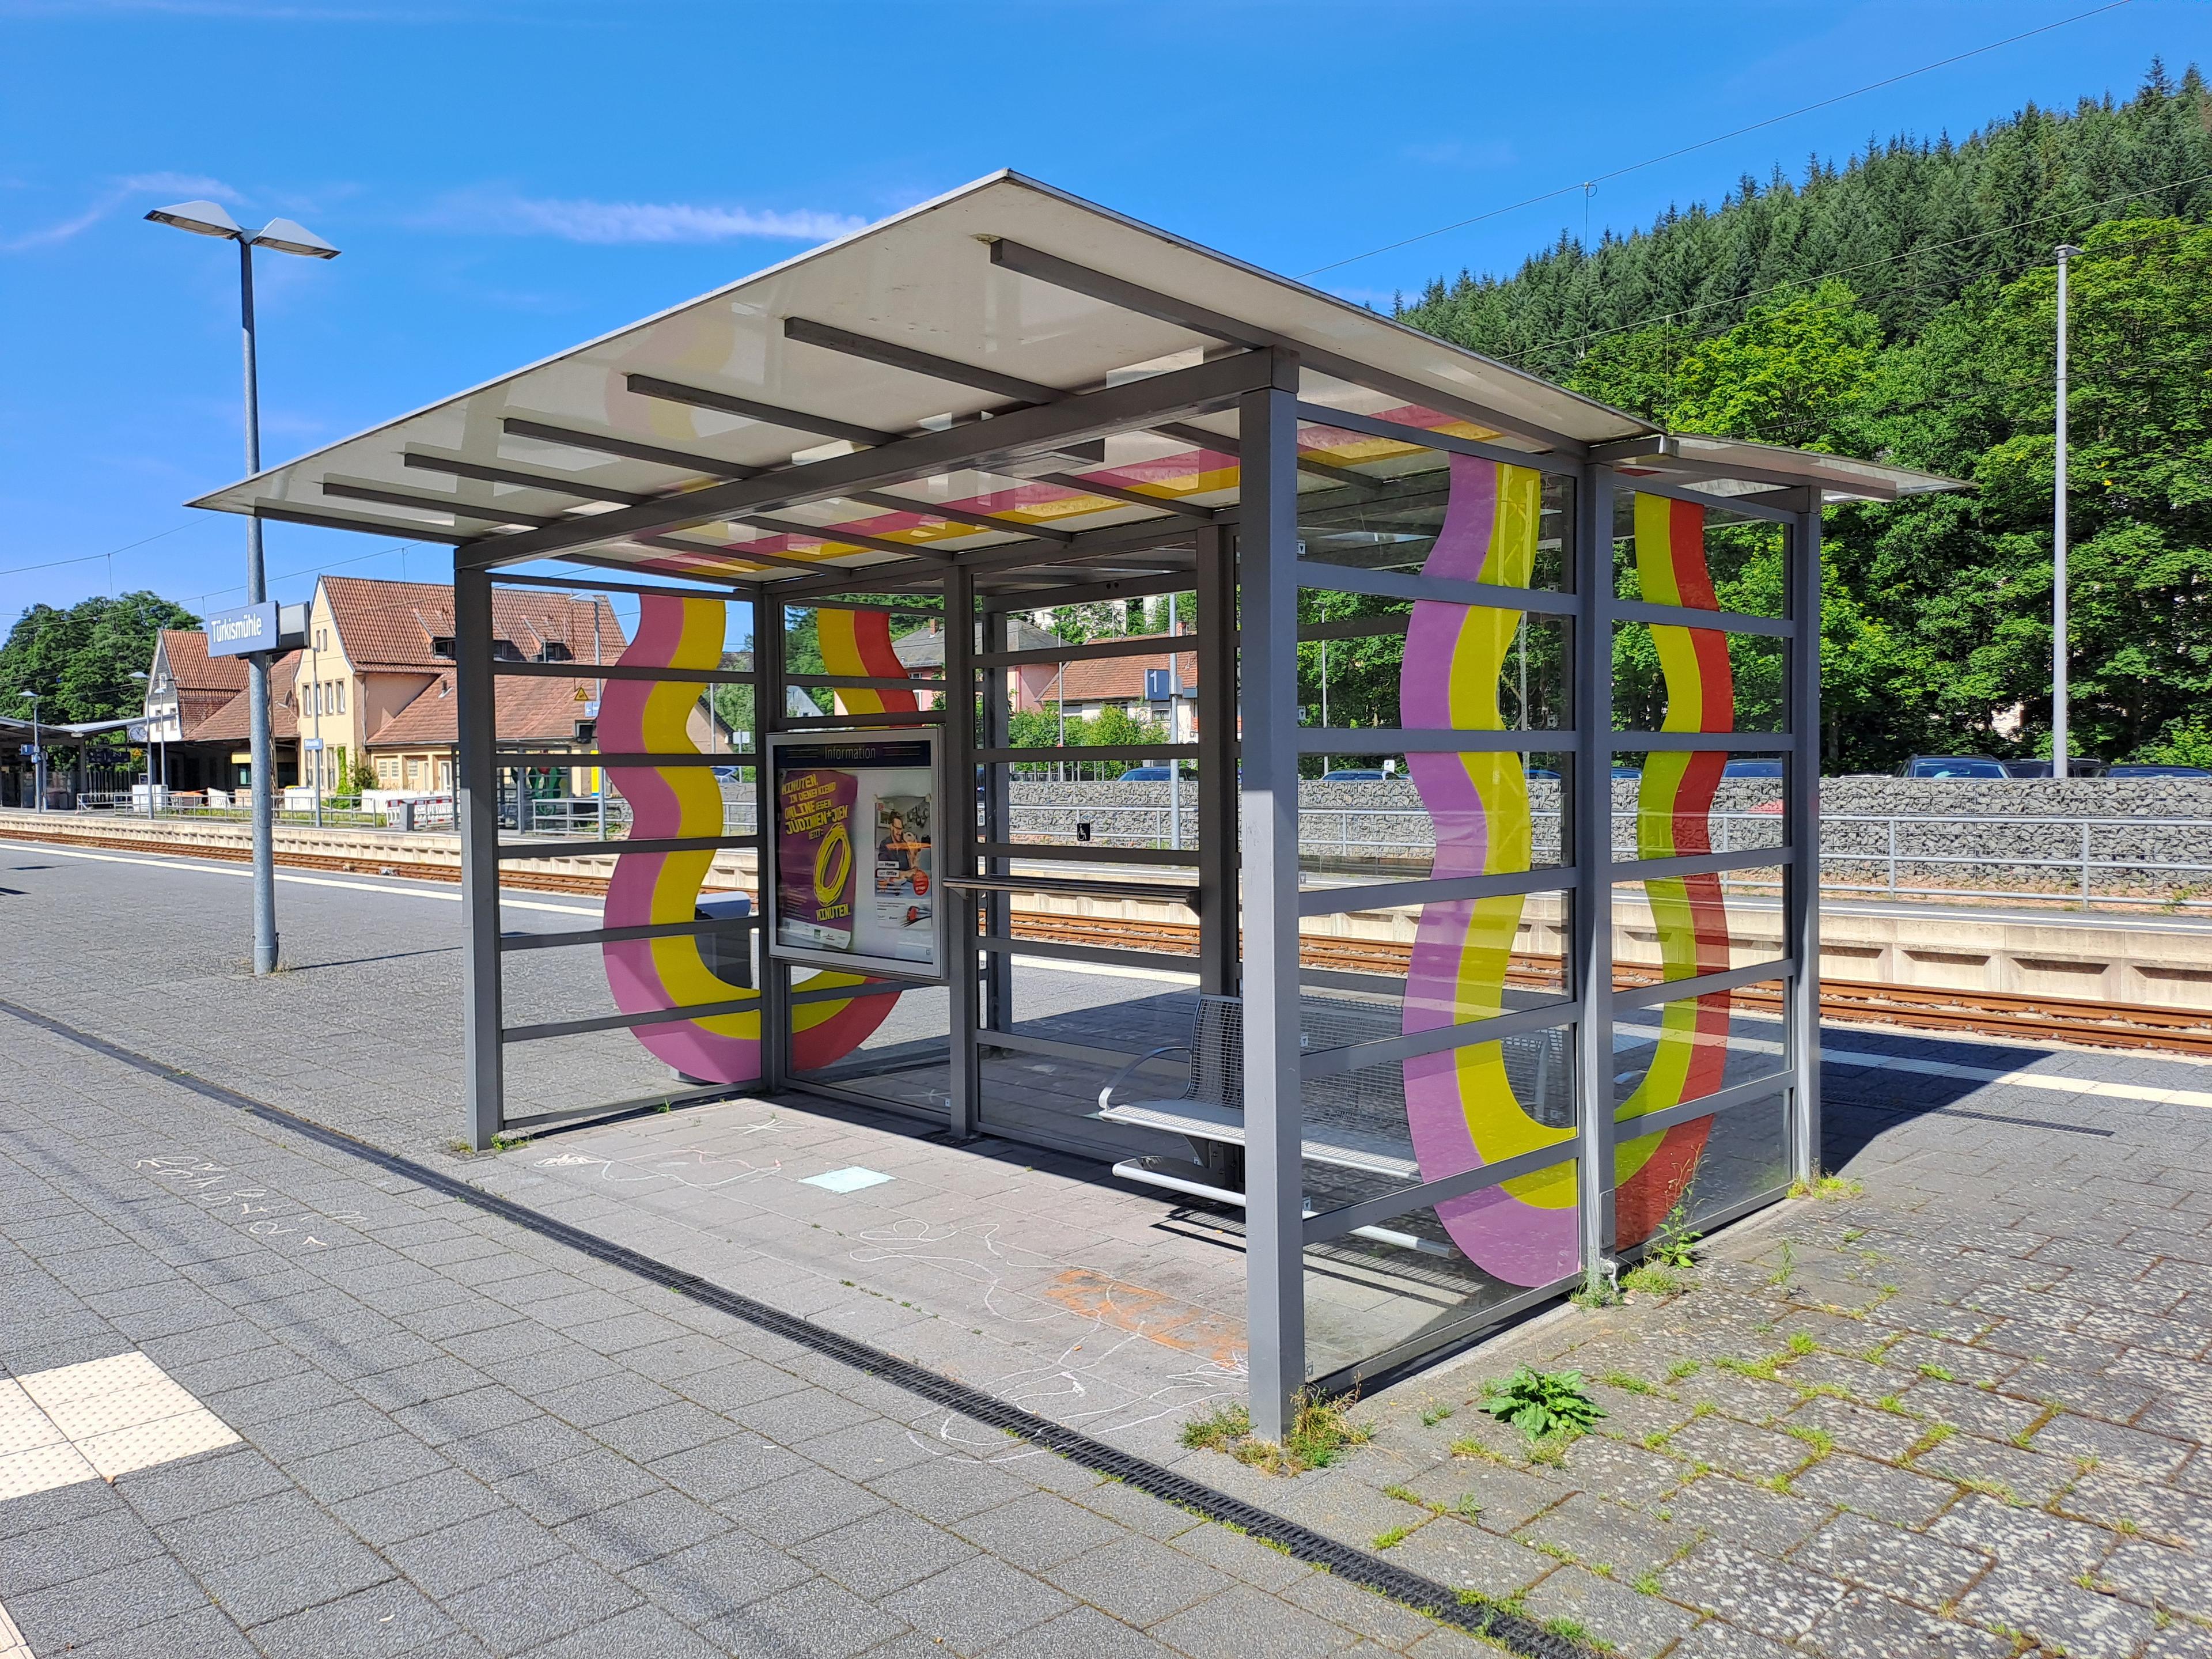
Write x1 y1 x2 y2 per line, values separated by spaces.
1007 777 2212 897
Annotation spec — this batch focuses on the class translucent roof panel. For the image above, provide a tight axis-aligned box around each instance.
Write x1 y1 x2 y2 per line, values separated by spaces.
189 172 1955 583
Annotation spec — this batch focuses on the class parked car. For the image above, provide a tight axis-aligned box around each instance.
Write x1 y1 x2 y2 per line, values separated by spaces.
2001 758 2108 779
1903 755 2008 779
1721 759 1783 778
1119 765 1176 781
1320 768 1384 781
2105 763 2212 778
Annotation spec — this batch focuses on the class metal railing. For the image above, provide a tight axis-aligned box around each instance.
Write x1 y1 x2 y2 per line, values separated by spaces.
49 787 2212 911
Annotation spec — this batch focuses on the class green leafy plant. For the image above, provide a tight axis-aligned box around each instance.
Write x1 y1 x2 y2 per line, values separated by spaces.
1479 1368 1607 1441
1647 1192 1703 1270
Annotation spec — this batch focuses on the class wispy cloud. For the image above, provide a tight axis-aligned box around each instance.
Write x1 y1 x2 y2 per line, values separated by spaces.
3 171 241 253
433 190 866 246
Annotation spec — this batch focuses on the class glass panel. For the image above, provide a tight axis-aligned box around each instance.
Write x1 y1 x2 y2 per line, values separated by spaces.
1613 626 1786 733
1298 893 1572 1050
1610 750 1791 866
1301 751 1571 882
1675 1098 1790 1237
1615 867 1788 977
1611 977 1790 1105
1302 1152 1580 1384
786 979 943 1120
1005 781 1200 851
1612 490 1787 618
1609 988 1790 1255
977 957 1202 1157
1299 612 1570 741
1298 448 1572 592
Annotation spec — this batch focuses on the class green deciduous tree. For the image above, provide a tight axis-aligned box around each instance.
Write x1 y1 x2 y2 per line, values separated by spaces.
0 591 198 728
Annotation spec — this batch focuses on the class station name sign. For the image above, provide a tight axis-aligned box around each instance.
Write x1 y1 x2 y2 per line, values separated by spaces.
205 601 279 658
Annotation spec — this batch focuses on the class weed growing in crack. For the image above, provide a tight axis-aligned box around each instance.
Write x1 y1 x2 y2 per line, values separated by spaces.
1789 1173 1864 1201
1602 1372 1658 1396
1419 1400 1455 1427
1479 1368 1607 1442
1373 1525 1412 1550
1648 1190 1703 1270
1767 1240 1798 1290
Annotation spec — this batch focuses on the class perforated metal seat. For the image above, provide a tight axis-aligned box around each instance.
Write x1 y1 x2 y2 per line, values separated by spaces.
1097 994 1422 1180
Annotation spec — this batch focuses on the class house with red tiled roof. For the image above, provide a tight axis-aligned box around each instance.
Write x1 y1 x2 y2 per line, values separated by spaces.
299 576 628 797
143 627 302 793
143 576 726 803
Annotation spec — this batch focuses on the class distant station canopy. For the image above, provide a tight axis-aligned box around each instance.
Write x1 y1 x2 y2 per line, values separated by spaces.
189 173 1957 1435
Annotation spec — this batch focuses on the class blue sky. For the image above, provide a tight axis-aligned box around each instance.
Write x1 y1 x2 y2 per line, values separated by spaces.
0 0 2197 623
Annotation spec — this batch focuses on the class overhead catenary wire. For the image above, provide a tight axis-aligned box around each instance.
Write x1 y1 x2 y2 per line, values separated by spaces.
1301 0 2136 278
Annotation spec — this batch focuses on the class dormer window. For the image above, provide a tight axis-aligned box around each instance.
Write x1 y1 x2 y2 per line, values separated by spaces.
430 635 455 659
536 642 574 662
490 639 524 662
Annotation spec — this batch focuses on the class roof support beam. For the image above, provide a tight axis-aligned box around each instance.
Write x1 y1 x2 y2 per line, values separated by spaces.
734 515 959 563
403 450 652 506
624 373 895 449
461 349 1274 570
501 416 759 479
319 478 562 528
846 490 1074 545
779 314 1319 509
986 236 1597 459
250 500 471 544
630 532 849 577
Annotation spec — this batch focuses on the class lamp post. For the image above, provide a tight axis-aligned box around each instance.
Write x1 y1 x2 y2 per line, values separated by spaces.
2052 242 2081 781
18 692 41 812
147 199 339 975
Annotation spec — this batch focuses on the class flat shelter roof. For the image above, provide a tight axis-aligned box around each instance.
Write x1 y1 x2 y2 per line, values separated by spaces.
191 172 1957 591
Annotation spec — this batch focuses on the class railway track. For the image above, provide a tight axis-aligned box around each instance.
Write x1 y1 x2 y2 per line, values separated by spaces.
10 824 2211 1055
1007 915 2212 1057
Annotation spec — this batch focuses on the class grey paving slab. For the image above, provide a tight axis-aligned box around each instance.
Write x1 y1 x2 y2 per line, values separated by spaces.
11 838 2212 1659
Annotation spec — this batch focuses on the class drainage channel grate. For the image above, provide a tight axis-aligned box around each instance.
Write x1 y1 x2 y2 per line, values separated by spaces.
0 997 1588 1659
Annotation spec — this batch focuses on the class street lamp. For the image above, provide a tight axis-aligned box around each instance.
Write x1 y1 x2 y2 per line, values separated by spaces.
147 199 339 975
2052 242 2081 782
17 692 42 812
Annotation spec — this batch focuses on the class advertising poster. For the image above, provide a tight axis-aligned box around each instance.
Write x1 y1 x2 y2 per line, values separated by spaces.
768 733 941 979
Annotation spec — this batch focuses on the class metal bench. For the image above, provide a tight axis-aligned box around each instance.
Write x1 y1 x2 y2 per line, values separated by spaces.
1097 994 1425 1183
1097 992 1568 1211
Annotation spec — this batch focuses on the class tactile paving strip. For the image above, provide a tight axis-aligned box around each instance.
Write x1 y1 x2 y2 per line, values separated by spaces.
0 1353 238 1501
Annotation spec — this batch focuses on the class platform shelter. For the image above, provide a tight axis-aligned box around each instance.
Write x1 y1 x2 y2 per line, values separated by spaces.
190 173 1956 1435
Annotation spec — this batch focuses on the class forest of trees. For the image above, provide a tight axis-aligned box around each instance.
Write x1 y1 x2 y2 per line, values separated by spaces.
1389 60 2212 772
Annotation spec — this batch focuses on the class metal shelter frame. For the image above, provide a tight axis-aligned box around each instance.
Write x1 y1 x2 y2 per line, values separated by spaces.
187 173 1956 1437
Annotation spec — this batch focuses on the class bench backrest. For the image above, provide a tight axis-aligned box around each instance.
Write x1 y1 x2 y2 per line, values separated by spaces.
1190 994 1243 1109
1184 993 1570 1125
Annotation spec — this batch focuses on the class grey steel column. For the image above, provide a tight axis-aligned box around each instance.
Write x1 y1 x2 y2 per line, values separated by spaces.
980 607 1013 1031
1571 464 1617 1284
1195 525 1238 999
942 565 980 1139
454 563 505 1150
1785 498 1824 1184
240 236 278 976
756 594 791 1092
1239 354 1303 1440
